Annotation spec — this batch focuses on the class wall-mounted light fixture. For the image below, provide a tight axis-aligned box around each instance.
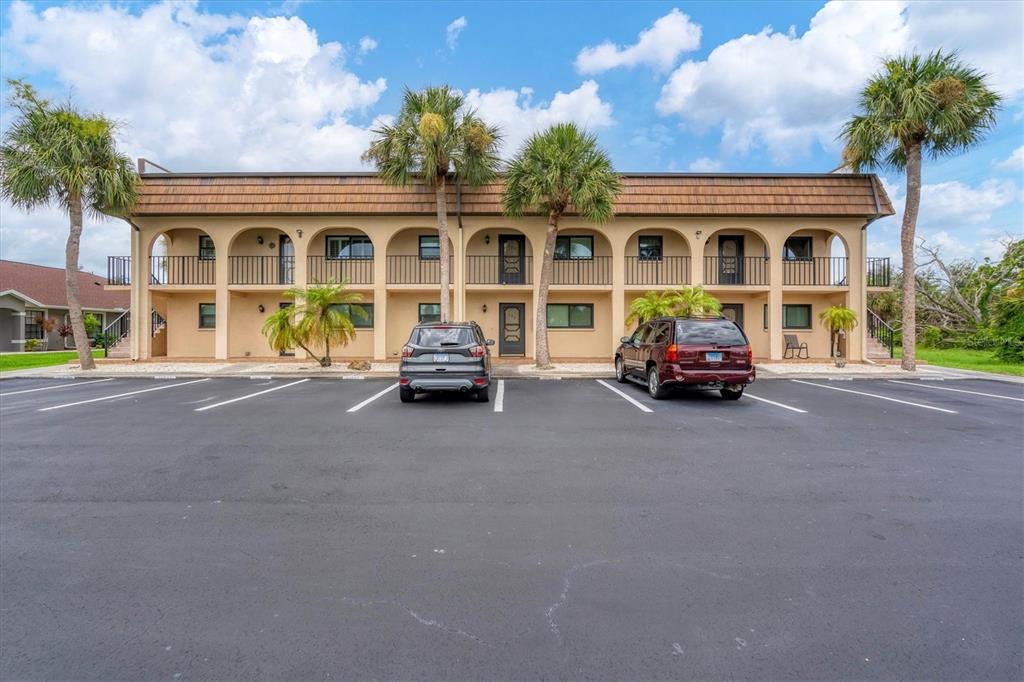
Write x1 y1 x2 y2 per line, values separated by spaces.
695 230 702 238
257 304 265 313
482 304 488 313
269 242 276 249
484 234 490 245
296 229 303 238
257 235 264 245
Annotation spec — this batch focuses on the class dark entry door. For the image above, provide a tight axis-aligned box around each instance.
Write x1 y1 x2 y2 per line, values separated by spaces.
721 303 744 329
718 236 744 285
279 235 295 284
498 235 526 284
499 303 526 356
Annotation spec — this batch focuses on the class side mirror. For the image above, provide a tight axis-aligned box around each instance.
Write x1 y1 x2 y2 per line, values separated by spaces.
485 339 495 346
620 336 633 345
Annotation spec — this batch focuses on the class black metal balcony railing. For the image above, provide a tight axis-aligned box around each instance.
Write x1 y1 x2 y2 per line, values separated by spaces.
307 256 374 285
782 257 848 286
703 256 769 285
387 256 454 284
465 255 533 285
107 256 131 285
228 256 294 285
151 256 216 285
551 256 612 285
867 257 891 287
625 256 691 285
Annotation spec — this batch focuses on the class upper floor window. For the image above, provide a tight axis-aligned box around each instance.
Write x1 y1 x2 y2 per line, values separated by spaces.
419 235 440 260
783 236 812 260
554 236 594 260
638 235 663 261
198 235 216 261
326 235 373 260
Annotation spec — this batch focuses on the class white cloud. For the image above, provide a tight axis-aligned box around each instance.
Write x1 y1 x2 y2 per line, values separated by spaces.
687 157 723 172
575 8 701 74
463 81 614 156
657 0 1023 164
0 203 127 276
994 145 1024 172
2 0 387 172
358 35 377 55
446 16 467 51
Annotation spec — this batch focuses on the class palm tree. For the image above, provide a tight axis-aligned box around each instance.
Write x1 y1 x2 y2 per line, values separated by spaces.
263 281 365 367
840 50 1000 371
503 123 621 368
626 286 721 326
0 80 137 370
819 305 858 366
362 86 501 322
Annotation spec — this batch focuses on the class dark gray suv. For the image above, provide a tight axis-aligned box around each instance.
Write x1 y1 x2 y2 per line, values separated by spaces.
399 322 494 403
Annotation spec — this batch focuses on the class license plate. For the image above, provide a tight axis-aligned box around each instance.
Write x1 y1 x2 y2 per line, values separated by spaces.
705 351 723 362
433 352 449 363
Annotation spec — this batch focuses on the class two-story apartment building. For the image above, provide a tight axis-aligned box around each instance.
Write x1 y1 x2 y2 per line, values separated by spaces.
106 171 894 363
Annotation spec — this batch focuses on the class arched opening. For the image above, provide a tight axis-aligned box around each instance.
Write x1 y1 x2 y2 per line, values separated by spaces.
780 228 850 286
307 227 375 286
227 227 296 286
701 228 771 286
547 228 614 286
623 227 692 286
148 228 217 286
465 227 535 285
384 227 454 285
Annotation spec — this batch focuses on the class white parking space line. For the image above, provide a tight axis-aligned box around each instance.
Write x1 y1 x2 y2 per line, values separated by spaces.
39 379 211 412
791 379 957 414
887 380 1024 403
347 383 398 412
1 378 114 397
744 392 808 413
194 379 310 412
596 379 653 413
494 380 505 412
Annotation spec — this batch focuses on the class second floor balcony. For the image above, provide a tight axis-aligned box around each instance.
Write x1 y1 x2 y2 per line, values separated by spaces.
703 256 770 286
782 257 848 286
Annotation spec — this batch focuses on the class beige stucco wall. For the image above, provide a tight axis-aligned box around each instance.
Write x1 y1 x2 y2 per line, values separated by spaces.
128 214 873 362
465 291 534 357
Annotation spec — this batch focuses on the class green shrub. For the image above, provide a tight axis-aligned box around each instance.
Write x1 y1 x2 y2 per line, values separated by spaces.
919 326 946 348
83 313 101 337
992 297 1024 363
24 338 41 351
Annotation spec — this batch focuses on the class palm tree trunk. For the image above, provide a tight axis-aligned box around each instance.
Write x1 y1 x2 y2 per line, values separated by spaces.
435 175 452 322
900 143 922 372
66 192 95 370
535 211 559 369
324 337 331 367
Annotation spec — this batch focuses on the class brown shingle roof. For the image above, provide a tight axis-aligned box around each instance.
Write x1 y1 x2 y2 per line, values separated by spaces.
0 260 129 310
133 173 894 219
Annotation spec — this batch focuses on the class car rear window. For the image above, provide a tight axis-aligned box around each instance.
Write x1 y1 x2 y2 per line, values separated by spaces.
675 320 747 345
410 326 475 347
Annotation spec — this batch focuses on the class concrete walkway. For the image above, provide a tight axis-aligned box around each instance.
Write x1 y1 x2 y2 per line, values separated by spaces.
3 357 1019 383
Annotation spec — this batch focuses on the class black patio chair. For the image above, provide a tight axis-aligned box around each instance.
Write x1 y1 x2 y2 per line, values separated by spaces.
784 334 809 359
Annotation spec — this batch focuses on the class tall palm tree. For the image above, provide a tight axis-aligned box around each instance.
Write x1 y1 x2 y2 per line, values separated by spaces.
503 123 621 368
262 281 365 367
1 80 138 370
840 51 1000 371
362 86 501 322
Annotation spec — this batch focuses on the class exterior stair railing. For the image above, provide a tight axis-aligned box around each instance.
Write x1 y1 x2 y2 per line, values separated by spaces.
867 308 896 359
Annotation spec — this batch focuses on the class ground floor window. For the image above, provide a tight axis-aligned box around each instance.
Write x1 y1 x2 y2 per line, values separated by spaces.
198 303 216 329
330 302 374 328
547 303 594 328
418 303 441 323
23 311 44 339
783 304 812 329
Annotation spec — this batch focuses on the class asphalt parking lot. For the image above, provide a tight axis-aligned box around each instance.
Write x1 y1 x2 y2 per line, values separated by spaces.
1 375 1022 680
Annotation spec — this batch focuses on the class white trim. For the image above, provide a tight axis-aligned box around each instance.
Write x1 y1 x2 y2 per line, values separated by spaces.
0 290 126 313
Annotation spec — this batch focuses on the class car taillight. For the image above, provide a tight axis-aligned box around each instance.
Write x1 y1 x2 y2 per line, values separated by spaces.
469 345 486 358
746 345 753 365
401 345 413 358
665 344 678 362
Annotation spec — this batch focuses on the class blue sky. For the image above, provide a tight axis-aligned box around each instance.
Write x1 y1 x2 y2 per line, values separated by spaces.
1 0 1021 274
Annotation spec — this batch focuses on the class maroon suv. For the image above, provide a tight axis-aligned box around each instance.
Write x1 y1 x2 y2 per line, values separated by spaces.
614 316 755 400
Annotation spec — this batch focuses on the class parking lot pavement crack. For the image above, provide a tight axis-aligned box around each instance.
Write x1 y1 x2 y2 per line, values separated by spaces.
545 559 610 644
341 597 490 646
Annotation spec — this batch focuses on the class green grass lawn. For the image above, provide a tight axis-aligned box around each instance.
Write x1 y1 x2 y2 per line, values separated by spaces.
896 346 1024 377
0 349 104 373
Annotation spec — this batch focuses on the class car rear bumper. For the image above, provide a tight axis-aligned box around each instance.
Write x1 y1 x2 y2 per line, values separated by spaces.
401 373 490 392
661 366 756 386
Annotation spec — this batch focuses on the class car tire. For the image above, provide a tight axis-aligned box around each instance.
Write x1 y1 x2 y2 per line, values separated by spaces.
647 366 668 400
720 387 744 400
399 387 415 403
615 357 627 383
475 383 490 402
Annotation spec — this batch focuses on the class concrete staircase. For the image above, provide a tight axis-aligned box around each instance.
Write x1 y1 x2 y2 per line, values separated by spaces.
866 308 896 360
105 316 164 359
865 335 891 359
